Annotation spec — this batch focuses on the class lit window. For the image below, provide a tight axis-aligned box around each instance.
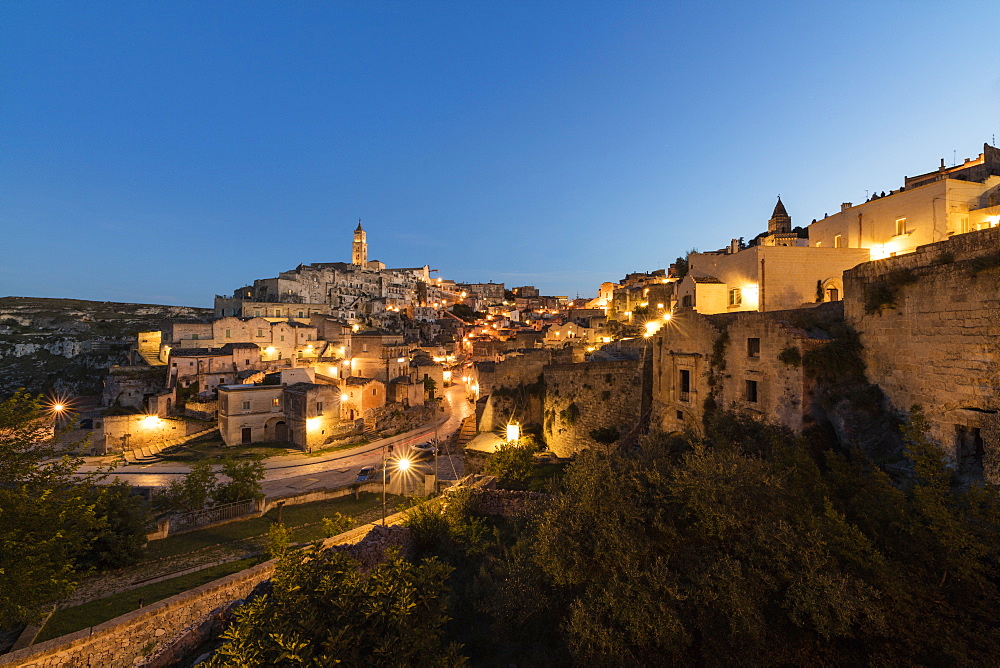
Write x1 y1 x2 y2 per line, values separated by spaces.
895 218 906 236
729 288 742 307
272 397 280 407
834 234 843 248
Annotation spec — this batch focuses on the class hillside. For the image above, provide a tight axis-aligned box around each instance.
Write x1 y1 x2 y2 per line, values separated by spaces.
0 296 211 399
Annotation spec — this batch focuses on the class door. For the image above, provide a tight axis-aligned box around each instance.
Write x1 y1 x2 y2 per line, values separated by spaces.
241 427 252 444
275 421 288 442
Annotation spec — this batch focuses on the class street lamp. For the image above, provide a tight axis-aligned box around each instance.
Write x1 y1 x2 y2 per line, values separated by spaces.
382 448 413 527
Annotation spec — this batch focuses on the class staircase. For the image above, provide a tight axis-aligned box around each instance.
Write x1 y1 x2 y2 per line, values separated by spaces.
122 426 220 464
455 415 478 448
137 348 166 366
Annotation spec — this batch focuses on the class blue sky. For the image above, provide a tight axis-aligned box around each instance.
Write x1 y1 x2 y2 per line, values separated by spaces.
2 1 998 306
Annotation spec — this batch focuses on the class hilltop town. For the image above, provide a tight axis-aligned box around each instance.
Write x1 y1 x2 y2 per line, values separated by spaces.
2 143 999 665
34 142 994 483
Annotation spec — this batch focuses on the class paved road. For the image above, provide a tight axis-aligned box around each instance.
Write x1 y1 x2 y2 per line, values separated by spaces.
77 380 475 495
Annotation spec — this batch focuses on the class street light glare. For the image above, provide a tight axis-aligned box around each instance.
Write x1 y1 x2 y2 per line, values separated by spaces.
396 457 412 472
52 403 65 412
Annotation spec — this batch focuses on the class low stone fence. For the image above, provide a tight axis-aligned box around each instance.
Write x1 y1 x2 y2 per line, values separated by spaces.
0 518 414 668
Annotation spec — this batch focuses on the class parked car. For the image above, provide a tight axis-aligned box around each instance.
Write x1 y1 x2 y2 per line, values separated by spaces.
356 466 375 482
409 442 437 461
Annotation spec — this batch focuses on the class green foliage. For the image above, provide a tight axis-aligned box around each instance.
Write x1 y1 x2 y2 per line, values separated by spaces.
559 401 581 425
206 549 463 666
778 345 802 367
162 460 218 512
321 512 352 538
863 268 919 315
80 480 150 570
266 522 291 560
215 457 266 504
710 329 730 371
0 391 105 625
525 411 1000 664
802 328 864 383
485 437 539 487
815 279 824 302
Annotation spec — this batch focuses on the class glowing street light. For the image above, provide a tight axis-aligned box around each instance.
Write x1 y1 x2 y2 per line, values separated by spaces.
506 422 521 443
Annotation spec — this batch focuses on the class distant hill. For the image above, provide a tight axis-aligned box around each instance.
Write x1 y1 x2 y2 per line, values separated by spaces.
0 296 211 399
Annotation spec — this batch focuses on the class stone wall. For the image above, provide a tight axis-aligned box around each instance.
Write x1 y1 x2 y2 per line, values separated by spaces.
98 414 205 453
844 226 1000 482
543 358 649 457
0 519 415 668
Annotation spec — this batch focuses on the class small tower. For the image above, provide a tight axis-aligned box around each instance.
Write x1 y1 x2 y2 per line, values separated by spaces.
352 220 368 266
768 197 792 234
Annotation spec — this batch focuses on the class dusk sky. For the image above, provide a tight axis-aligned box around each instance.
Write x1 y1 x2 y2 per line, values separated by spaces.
2 1 998 307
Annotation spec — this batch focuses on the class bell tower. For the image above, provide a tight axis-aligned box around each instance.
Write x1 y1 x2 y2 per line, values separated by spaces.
768 197 792 234
352 220 368 266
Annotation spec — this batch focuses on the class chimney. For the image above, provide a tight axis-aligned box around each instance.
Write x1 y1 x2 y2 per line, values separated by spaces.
840 202 853 212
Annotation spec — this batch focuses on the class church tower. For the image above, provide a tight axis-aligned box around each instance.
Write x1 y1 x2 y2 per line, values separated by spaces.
768 197 792 234
352 220 368 266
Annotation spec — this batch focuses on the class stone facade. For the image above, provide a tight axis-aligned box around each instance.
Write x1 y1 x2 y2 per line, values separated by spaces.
844 226 1000 482
651 308 826 435
543 358 650 457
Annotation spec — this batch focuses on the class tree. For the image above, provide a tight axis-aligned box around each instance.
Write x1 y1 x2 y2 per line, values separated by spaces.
162 460 218 512
0 391 103 625
423 376 437 400
81 479 149 570
530 411 1000 665
205 548 464 666
215 457 265 504
484 438 537 487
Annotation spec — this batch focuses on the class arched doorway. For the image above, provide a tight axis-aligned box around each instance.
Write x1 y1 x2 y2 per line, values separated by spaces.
275 421 287 442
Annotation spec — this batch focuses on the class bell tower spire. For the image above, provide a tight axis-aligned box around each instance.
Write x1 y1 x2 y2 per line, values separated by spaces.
352 219 368 266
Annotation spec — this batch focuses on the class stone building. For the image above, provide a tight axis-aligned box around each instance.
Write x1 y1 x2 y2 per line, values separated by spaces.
168 343 261 394
217 381 344 451
342 377 386 420
350 330 409 382
650 308 828 435
843 225 1000 483
809 143 1000 255
676 200 870 314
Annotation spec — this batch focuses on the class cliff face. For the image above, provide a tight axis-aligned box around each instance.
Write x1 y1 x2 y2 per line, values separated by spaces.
0 297 211 399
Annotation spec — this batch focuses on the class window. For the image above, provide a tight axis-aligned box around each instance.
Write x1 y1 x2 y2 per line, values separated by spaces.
272 397 280 407
745 380 758 403
679 369 691 402
827 287 840 302
676 410 684 421
245 359 250 365
682 295 693 307
815 241 822 247
747 337 760 357
728 288 742 307
959 216 970 234
372 388 377 396
956 425 984 481
316 401 324 414
257 329 263 337
280 335 285 341
362 343 368 352
254 310 261 317
225 329 231 338
895 218 906 236
298 311 304 317
191 333 199 340
834 234 843 248
242 400 251 410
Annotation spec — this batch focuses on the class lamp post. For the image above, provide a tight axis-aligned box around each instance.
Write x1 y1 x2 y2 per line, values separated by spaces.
382 444 412 527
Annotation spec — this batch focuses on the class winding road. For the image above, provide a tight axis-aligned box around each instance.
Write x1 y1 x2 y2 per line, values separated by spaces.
76 380 474 497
